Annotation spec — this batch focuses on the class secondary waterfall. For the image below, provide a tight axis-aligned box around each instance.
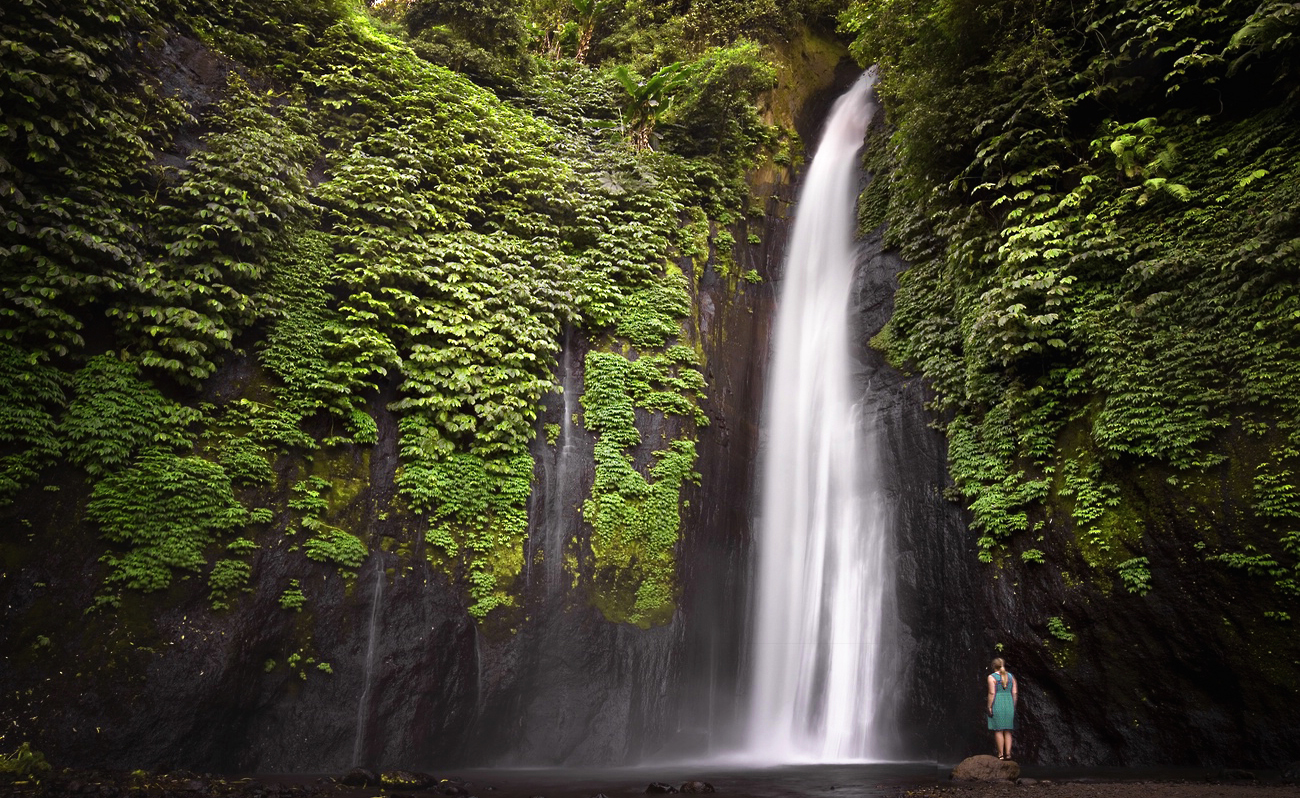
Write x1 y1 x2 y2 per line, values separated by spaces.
745 71 893 762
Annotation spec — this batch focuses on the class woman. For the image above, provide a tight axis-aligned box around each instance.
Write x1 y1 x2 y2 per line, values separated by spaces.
986 657 1017 760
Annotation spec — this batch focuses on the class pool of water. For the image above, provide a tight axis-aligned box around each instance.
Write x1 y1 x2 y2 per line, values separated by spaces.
411 763 943 798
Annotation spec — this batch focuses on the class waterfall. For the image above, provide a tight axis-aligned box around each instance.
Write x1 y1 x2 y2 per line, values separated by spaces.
745 70 894 763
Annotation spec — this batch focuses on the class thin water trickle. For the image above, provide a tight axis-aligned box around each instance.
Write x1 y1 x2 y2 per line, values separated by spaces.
745 70 895 763
351 560 385 765
547 326 579 596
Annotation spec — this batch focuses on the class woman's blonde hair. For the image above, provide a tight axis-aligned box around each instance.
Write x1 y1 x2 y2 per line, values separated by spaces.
991 657 1008 678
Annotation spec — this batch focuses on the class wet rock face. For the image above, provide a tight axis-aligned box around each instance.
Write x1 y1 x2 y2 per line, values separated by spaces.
0 73 847 778
849 225 979 763
852 216 1300 768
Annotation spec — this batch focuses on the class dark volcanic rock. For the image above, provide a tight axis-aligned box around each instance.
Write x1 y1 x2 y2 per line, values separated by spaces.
340 769 380 787
646 784 678 794
678 782 715 794
951 755 1020 781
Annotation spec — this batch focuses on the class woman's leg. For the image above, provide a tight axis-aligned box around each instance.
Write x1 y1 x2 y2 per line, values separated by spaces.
993 730 1006 757
1004 731 1013 759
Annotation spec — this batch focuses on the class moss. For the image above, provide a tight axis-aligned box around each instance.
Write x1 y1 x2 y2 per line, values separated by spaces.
580 347 701 627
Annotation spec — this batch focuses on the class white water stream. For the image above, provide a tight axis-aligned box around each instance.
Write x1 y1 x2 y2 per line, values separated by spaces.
745 71 893 763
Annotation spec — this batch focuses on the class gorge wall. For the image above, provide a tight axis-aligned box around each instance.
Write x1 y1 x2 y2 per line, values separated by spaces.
0 0 874 771
5 0 1300 776
845 0 1300 769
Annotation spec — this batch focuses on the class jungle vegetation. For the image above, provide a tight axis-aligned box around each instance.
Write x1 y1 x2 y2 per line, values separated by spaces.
0 0 823 628
3 0 1298 646
845 0 1300 623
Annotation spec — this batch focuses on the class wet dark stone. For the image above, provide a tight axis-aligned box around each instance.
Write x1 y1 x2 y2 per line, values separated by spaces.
341 769 380 787
646 783 678 794
438 783 469 796
951 755 1020 782
1211 769 1255 781
1282 762 1300 782
678 782 714 794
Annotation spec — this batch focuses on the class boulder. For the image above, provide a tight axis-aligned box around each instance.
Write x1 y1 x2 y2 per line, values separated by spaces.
1281 762 1300 783
950 755 1020 782
340 769 380 787
679 782 715 793
646 784 678 794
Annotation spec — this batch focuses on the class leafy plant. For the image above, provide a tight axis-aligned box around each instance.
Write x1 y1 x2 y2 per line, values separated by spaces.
612 61 691 150
279 579 307 611
1046 616 1076 642
87 449 248 600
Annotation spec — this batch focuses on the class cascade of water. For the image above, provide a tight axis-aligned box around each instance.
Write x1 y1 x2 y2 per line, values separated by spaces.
745 71 893 763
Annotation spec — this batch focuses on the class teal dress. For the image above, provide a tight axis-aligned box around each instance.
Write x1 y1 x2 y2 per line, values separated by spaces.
987 672 1016 730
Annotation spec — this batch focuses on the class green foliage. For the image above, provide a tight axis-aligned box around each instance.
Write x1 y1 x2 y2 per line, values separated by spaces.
110 78 316 382
0 0 775 628
87 449 248 599
1046 616 1076 642
0 344 66 504
611 61 692 150
303 528 369 570
279 579 307 611
580 349 702 627
210 428 275 487
288 475 367 572
208 558 252 610
405 0 533 88
660 41 778 163
60 354 201 477
0 743 51 780
408 451 531 617
1117 556 1152 596
1 0 175 357
845 0 1300 606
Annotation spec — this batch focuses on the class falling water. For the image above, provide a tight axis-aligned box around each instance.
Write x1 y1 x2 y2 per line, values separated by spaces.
351 560 385 765
546 326 579 595
745 71 893 762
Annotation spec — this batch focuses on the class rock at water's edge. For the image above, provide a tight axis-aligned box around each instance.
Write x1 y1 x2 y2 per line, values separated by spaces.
951 755 1020 781
341 768 380 787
